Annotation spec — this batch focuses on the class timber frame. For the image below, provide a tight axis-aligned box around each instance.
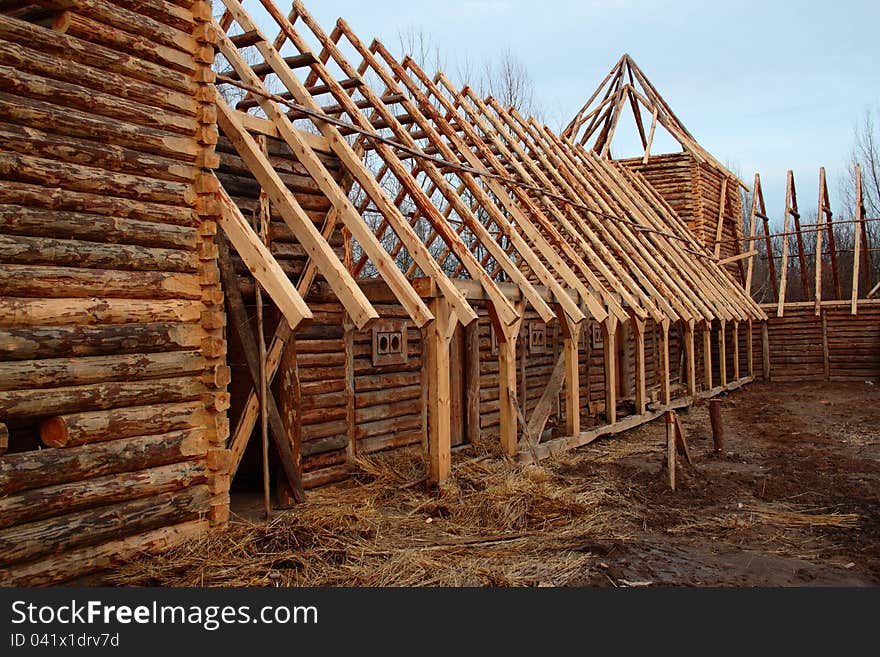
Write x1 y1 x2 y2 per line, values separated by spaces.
0 0 783 585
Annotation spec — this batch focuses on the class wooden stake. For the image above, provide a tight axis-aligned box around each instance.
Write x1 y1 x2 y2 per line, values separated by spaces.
708 399 724 453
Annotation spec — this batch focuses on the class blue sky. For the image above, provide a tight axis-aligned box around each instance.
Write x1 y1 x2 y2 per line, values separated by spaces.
267 0 880 221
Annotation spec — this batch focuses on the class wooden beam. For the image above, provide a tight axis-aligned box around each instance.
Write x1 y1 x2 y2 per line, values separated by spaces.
761 320 771 382
702 322 713 390
214 93 379 329
633 318 647 414
732 320 740 381
718 319 728 387
464 320 481 445
557 307 582 437
216 185 311 331
747 318 754 379
852 164 865 315
659 318 671 405
713 177 728 258
684 319 696 396
602 316 618 424
426 296 454 483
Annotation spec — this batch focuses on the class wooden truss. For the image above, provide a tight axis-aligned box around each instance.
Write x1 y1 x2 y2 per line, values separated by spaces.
562 54 746 189
211 0 766 483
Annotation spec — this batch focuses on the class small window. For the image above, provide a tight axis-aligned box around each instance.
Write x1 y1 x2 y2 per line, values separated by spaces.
591 323 603 348
372 319 408 366
529 323 547 353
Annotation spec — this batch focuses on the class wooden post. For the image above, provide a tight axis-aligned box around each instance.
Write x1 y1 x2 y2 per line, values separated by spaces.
464 320 481 445
745 173 760 295
821 310 830 381
747 319 754 379
254 186 271 519
777 171 794 317
276 336 301 509
684 320 696 397
343 315 356 462
666 410 676 491
557 309 582 437
702 322 713 390
718 319 727 387
633 318 647 415
852 164 865 315
814 168 826 313
732 320 740 381
659 319 671 405
426 296 455 483
761 320 771 382
0 423 7 456
602 316 618 424
618 319 631 400
709 399 724 453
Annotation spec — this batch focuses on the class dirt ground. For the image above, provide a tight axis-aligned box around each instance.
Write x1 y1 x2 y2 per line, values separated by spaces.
112 381 880 587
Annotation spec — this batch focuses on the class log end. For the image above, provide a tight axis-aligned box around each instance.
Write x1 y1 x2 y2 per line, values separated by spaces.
39 417 69 448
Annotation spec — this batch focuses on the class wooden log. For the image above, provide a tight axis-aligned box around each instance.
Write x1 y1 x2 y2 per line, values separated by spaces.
0 296 203 327
0 151 193 207
59 11 196 75
0 118 198 184
0 484 212 567
0 350 215 392
0 13 196 94
0 375 210 420
0 460 208 530
426 298 453 482
0 204 199 250
709 399 724 453
0 36 197 117
0 235 199 272
0 427 208 496
0 322 208 361
39 400 210 448
0 265 201 299
0 63 196 139
0 179 199 226
0 422 6 456
0 519 209 587
0 93 199 164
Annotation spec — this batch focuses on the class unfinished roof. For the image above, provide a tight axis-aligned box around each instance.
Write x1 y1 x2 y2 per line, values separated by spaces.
210 0 763 333
562 54 745 188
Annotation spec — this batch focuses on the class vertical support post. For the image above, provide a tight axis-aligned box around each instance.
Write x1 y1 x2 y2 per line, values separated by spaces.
778 171 793 317
277 336 301 509
602 316 618 424
426 296 454 483
732 320 740 381
814 168 826 314
709 399 724 453
497 322 520 457
761 320 771 382
666 410 676 491
747 319 754 378
702 321 713 390
464 320 481 445
659 318 671 405
684 319 696 397
633 317 647 415
852 164 865 315
618 319 631 399
557 308 582 437
718 319 727 387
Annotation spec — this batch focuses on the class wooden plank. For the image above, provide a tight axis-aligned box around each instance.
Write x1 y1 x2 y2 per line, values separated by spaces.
214 92 378 330
216 184 310 330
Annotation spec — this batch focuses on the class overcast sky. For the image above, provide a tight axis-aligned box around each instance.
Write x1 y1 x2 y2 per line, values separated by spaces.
273 0 879 221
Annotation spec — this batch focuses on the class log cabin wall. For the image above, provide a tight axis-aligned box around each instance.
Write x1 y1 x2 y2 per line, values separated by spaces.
0 1 228 585
754 301 880 383
619 153 743 278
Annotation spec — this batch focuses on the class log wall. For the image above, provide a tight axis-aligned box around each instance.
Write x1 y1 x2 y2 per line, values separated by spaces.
755 301 880 382
0 1 226 585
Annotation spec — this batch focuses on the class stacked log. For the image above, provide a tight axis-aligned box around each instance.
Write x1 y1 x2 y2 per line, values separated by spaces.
755 300 880 382
0 1 227 584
